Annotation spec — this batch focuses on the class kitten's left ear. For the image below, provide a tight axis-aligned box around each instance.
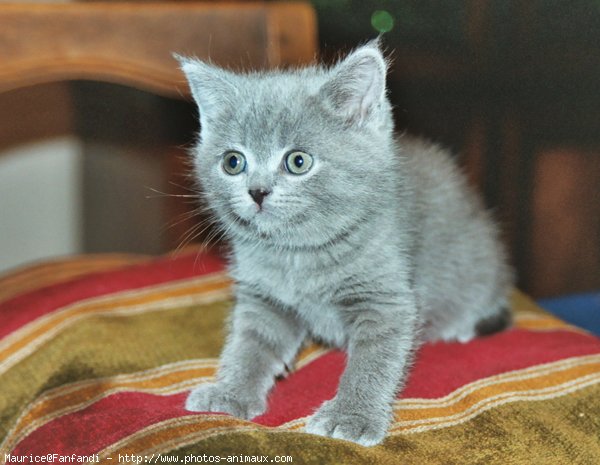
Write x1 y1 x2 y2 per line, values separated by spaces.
320 40 388 126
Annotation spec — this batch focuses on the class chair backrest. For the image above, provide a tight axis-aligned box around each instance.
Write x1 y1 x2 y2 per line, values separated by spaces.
0 2 317 98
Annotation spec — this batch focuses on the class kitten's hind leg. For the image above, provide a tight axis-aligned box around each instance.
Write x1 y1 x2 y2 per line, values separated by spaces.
185 292 306 419
440 305 512 344
423 298 512 344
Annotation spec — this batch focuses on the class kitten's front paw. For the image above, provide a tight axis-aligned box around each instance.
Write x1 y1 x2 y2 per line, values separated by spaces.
185 383 266 420
305 398 389 447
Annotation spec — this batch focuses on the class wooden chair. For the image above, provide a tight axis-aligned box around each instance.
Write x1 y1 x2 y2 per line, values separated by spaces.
0 2 316 97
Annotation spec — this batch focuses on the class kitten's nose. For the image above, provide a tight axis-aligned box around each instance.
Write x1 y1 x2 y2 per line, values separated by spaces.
248 188 271 207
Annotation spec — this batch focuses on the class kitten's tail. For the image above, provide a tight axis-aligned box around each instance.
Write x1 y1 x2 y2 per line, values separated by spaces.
475 306 512 337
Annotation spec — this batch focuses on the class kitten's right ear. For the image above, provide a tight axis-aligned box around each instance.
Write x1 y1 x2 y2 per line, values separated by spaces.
174 54 235 124
319 41 388 127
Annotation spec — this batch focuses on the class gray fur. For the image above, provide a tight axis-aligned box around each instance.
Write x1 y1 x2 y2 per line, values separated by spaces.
177 41 512 446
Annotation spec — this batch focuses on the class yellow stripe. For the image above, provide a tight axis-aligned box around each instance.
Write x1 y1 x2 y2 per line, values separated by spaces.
514 312 585 333
0 273 232 376
511 290 547 316
510 291 584 333
392 363 600 424
390 373 600 435
295 345 331 370
95 416 260 464
392 354 600 432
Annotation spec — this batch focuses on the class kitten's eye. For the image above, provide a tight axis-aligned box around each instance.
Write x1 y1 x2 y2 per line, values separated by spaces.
222 151 246 175
284 151 313 175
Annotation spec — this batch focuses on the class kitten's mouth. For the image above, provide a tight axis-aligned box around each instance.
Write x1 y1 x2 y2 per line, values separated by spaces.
231 210 273 231
248 204 276 220
229 211 275 240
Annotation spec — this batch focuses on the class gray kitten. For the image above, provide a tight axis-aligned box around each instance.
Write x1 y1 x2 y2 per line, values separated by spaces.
177 41 512 446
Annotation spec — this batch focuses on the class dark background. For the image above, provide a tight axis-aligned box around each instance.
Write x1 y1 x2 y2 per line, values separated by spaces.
1 1 598 299
308 0 600 297
77 0 600 298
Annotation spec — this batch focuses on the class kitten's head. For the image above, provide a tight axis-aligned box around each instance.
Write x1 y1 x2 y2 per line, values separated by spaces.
178 42 398 249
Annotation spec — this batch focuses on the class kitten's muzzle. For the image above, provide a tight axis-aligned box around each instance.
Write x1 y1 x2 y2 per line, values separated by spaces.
248 188 271 208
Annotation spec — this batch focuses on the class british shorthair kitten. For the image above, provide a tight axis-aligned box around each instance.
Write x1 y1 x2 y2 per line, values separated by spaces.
177 41 512 446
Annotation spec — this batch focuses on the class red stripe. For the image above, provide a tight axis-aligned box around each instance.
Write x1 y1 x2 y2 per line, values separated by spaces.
11 392 194 456
255 350 346 426
0 252 226 339
402 328 600 399
12 329 600 453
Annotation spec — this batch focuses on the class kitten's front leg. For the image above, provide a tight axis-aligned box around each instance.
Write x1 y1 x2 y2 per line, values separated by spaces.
186 291 306 419
305 297 418 446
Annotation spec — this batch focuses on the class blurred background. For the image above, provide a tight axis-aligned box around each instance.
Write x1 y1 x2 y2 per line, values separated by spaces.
0 0 599 300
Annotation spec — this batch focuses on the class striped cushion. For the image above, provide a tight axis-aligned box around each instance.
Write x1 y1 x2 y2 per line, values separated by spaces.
1 251 599 463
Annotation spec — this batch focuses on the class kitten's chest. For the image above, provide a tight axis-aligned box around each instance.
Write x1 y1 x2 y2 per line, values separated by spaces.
236 247 335 300
234 249 348 346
